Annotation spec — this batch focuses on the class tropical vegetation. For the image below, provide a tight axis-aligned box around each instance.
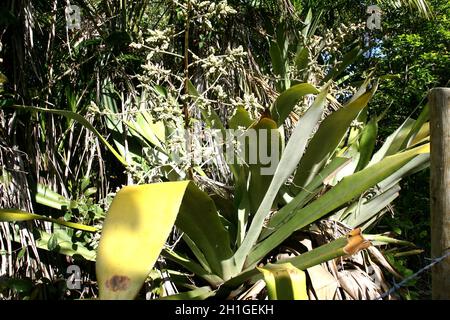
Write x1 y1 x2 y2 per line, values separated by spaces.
0 0 447 300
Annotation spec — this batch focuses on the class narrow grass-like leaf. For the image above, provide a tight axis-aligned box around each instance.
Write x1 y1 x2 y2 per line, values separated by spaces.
377 153 430 191
323 45 363 82
12 105 128 166
410 122 429 146
270 83 319 126
125 111 166 150
341 184 401 228
370 118 416 164
355 117 378 172
0 209 97 232
404 104 429 148
364 234 415 247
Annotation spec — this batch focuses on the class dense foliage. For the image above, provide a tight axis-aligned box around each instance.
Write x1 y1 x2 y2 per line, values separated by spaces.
0 0 446 300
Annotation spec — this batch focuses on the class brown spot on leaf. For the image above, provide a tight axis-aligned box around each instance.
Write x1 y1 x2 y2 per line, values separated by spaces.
106 275 130 292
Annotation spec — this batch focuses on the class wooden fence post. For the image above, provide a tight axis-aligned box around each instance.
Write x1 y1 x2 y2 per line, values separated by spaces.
429 87 450 300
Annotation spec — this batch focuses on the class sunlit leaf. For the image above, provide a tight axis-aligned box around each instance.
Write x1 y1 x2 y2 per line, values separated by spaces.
270 83 319 126
248 143 429 266
0 209 97 232
291 84 377 192
258 263 308 300
96 181 234 299
234 86 329 271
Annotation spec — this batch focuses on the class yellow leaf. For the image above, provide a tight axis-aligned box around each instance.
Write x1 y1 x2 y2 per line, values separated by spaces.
258 263 308 300
0 209 97 232
96 181 190 300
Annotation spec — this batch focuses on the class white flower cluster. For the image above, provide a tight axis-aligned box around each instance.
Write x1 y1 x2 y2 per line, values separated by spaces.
293 22 365 88
175 0 236 30
141 60 172 82
350 119 365 129
323 23 365 54
144 28 173 50
230 93 265 120
195 45 246 77
225 46 246 61
126 0 248 181
211 85 227 100
130 28 175 60
147 91 184 123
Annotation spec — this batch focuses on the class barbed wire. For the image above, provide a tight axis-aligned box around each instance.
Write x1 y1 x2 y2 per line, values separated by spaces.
376 250 450 300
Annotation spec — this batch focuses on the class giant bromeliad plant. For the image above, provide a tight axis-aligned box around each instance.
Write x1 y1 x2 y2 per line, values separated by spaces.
1 77 430 299
0 2 432 300
91 75 430 299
